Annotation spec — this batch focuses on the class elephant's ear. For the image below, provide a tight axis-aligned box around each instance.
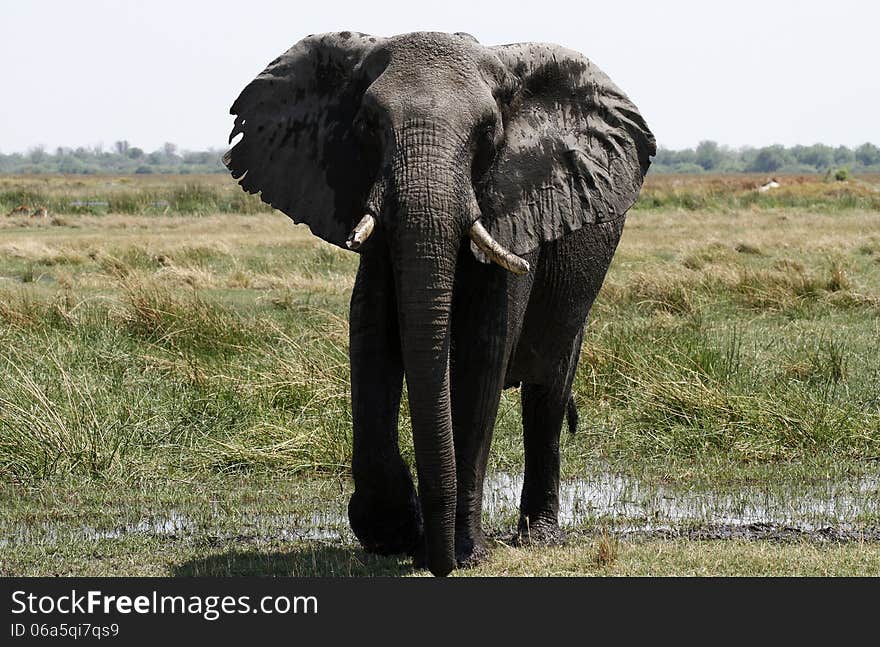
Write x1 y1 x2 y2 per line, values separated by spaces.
224 32 384 249
480 43 656 255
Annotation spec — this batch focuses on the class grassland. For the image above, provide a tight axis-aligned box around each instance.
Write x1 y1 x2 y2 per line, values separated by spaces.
1 173 878 576
8 532 880 577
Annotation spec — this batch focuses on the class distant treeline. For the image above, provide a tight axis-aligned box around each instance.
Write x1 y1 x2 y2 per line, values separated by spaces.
0 141 226 175
652 141 880 174
2 139 880 175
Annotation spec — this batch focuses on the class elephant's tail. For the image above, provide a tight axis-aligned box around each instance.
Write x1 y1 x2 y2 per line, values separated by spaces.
566 393 578 435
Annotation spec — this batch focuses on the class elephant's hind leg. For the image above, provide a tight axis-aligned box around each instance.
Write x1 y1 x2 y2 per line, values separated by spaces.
515 381 570 546
347 246 422 556
515 331 583 546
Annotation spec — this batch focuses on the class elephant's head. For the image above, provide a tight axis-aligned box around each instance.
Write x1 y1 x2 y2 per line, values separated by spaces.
225 31 655 575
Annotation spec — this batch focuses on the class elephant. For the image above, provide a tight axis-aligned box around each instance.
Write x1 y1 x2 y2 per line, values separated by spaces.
224 31 655 576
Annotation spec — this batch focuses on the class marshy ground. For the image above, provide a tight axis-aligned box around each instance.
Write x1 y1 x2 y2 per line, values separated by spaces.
1 173 879 576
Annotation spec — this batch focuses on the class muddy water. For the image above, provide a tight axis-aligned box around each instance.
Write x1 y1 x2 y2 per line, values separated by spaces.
483 472 880 539
3 470 878 547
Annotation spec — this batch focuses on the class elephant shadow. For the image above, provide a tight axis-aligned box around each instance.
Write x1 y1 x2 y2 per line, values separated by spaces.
171 544 417 577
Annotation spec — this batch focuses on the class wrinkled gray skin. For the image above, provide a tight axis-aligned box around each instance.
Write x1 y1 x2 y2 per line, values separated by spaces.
225 31 655 576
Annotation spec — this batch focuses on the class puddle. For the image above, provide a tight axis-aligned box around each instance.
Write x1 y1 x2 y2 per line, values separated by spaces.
483 472 880 539
84 510 191 540
3 471 878 548
0 510 194 547
1 507 351 547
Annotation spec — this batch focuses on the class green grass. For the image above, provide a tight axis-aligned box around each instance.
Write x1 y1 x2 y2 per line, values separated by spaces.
0 174 272 216
0 290 356 482
633 173 880 212
9 535 880 577
3 173 879 218
1 174 879 575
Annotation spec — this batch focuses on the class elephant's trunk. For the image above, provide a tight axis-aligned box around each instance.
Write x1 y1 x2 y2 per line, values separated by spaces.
385 123 467 576
395 238 457 576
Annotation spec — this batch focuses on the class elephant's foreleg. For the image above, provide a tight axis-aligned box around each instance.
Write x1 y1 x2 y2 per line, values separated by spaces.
347 247 422 555
450 259 510 567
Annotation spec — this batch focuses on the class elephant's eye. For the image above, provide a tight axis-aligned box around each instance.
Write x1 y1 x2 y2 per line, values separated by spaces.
472 118 500 183
353 113 369 136
353 111 381 148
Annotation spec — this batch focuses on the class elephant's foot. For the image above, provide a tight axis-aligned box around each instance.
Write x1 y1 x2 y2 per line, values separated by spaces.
348 484 423 556
455 533 490 568
512 516 566 547
410 534 490 571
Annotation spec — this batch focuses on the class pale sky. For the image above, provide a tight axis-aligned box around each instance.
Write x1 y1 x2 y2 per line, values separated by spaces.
1 0 877 153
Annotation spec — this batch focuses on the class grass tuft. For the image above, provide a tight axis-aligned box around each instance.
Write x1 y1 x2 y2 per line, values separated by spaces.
595 532 619 567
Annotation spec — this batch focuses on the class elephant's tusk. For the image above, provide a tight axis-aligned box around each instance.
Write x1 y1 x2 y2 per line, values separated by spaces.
468 221 530 275
345 214 376 250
